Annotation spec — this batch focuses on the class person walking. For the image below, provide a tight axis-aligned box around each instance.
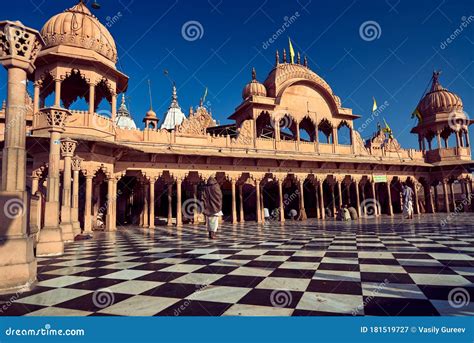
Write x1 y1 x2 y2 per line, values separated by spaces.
402 183 414 219
202 176 223 239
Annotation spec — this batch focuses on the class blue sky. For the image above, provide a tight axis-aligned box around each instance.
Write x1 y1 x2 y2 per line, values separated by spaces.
1 0 473 148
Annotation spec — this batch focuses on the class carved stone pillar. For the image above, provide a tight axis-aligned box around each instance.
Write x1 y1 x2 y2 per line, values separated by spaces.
54 78 62 107
255 179 262 223
449 181 456 212
353 178 361 217
88 82 95 116
83 174 93 233
0 22 44 293
298 177 307 220
167 183 173 226
37 107 70 257
442 179 450 213
176 177 183 226
111 92 117 124
371 181 379 216
33 81 40 116
432 184 438 213
337 178 343 208
231 178 237 224
277 177 285 222
142 181 149 228
386 178 394 216
412 181 420 214
239 184 245 223
59 138 77 242
318 179 325 219
105 175 116 231
71 157 82 235
149 178 155 229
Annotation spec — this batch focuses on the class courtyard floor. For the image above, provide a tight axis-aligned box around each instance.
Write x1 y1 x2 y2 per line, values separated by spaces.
1 213 474 316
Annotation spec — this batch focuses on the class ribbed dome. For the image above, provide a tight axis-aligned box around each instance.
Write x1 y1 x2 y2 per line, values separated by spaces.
40 1 117 63
242 68 267 99
144 109 157 119
418 72 463 118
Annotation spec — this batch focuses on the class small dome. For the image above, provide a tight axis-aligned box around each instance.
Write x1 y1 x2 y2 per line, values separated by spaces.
242 68 267 99
144 109 157 120
115 95 137 129
161 84 186 130
40 0 117 63
418 71 463 118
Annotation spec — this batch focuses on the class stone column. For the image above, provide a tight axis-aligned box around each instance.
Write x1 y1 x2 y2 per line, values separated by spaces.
176 177 182 226
167 183 173 226
298 177 307 220
36 107 70 257
111 92 117 124
337 179 343 208
231 178 237 224
449 181 456 212
54 78 62 107
142 181 149 228
59 138 77 242
442 179 450 213
0 22 44 293
255 179 262 223
239 184 245 223
318 179 325 219
432 184 438 213
31 174 39 195
354 178 361 217
413 181 420 214
88 83 95 116
278 178 285 222
83 174 93 233
371 181 378 216
149 178 155 229
105 175 116 231
330 183 336 217
386 179 394 216
71 156 82 236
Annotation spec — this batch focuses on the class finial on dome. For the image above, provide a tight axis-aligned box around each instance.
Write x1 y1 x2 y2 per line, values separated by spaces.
251 67 256 81
304 55 308 68
431 70 442 91
275 50 280 66
121 94 126 106
172 82 178 103
297 52 301 64
283 49 287 63
199 98 203 108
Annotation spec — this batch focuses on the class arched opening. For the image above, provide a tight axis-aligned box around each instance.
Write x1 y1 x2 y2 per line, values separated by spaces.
61 69 89 109
39 73 55 108
279 114 297 141
299 116 316 142
337 121 352 145
318 118 333 144
95 79 113 113
256 111 273 138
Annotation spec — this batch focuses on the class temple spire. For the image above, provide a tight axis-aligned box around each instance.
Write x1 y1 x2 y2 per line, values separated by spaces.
431 70 442 91
251 67 256 81
304 55 308 68
283 48 287 63
297 52 301 64
275 50 279 66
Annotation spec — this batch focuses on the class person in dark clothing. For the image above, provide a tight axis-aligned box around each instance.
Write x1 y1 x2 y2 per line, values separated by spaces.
202 176 223 239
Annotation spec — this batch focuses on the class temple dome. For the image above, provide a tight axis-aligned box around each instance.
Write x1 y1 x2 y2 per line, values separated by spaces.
145 109 157 119
418 72 463 118
115 95 137 129
40 0 117 63
161 84 186 130
242 68 267 99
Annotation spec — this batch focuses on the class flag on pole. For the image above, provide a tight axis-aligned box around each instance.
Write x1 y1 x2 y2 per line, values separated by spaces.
202 87 208 103
288 37 295 64
382 118 393 139
372 97 378 112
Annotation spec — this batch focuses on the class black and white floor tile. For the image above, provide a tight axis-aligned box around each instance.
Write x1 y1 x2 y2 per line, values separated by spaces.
1 214 473 316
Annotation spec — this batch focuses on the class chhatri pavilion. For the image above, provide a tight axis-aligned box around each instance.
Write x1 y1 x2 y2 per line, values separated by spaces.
0 1 472 294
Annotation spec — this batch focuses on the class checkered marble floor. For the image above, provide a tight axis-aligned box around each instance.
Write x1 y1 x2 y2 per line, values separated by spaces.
1 214 473 316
